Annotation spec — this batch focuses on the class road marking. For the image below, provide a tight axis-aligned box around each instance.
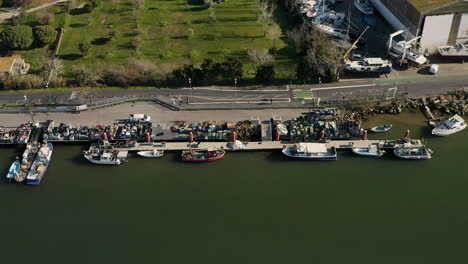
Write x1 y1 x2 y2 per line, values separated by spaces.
310 84 377 91
181 87 289 92
189 96 291 104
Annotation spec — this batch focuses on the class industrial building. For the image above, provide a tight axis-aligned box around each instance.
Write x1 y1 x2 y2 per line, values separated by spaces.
371 0 468 53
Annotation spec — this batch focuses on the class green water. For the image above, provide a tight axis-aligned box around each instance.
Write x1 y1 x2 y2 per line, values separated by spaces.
1 113 467 264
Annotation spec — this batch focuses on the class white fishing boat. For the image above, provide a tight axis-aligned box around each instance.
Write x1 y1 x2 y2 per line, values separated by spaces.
352 144 385 157
315 23 348 39
394 142 432 160
354 0 374 15
344 58 392 74
84 145 128 165
391 41 427 65
282 143 337 160
437 43 468 59
137 149 164 158
370 124 392 133
431 114 467 136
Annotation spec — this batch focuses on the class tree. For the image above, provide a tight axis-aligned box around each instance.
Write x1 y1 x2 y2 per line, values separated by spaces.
33 25 57 46
200 58 220 85
0 25 34 49
286 24 306 54
37 10 55 25
72 65 101 87
302 29 343 82
78 40 91 56
255 65 275 83
84 0 100 12
247 49 274 69
41 57 64 85
266 24 281 51
11 9 27 25
220 57 243 79
133 36 142 51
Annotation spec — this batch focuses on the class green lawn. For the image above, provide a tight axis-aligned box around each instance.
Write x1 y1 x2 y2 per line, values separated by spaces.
4 0 298 81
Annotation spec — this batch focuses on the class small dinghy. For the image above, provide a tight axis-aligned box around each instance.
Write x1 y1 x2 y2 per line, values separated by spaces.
370 124 392 133
352 144 385 157
6 160 21 181
137 149 164 158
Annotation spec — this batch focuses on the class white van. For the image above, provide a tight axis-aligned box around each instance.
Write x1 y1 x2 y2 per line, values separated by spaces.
129 114 151 122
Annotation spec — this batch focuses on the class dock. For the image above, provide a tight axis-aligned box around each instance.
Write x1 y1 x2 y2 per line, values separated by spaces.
112 139 423 152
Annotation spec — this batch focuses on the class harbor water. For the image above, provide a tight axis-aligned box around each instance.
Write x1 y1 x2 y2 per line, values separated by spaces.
1 112 467 263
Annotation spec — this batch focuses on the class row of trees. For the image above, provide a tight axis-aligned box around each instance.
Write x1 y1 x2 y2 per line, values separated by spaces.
280 1 344 83
0 25 57 50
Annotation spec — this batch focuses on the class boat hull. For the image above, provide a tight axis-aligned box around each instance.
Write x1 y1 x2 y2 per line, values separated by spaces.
84 154 121 165
182 151 225 162
432 125 466 136
370 125 392 133
137 151 164 158
352 148 384 157
393 149 432 160
344 67 392 74
26 143 53 185
6 160 21 180
282 148 337 161
354 0 374 15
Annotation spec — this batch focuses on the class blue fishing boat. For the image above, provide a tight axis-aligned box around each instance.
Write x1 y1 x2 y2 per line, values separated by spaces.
26 143 53 185
6 160 20 181
370 124 392 133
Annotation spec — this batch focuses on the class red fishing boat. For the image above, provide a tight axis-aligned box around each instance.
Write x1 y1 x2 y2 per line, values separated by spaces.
181 148 225 162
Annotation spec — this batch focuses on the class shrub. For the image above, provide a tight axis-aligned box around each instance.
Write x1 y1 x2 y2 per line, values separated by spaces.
2 74 43 90
34 25 57 46
220 57 243 79
78 41 91 56
189 50 201 61
0 25 34 49
255 65 275 83
72 65 102 87
37 11 55 25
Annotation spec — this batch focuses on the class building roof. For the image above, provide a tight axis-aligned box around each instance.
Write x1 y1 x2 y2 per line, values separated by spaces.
408 0 465 12
0 55 21 73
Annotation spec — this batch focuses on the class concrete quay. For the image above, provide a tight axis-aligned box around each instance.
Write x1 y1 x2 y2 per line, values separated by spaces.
112 139 423 152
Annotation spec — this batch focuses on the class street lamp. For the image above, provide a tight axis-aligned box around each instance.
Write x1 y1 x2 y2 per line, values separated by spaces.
189 78 192 104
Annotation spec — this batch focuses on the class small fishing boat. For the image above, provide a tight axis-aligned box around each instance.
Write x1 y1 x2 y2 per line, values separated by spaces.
181 148 225 162
354 0 374 15
370 124 392 133
352 144 385 157
437 43 468 59
84 144 128 165
84 150 128 165
6 160 20 181
137 149 164 158
26 142 53 185
344 58 393 74
282 143 337 160
394 141 432 160
431 114 466 136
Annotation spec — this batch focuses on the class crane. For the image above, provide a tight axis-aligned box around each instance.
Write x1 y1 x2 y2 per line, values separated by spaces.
342 26 370 62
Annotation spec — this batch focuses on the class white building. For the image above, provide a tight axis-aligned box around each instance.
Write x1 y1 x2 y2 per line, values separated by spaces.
371 0 468 53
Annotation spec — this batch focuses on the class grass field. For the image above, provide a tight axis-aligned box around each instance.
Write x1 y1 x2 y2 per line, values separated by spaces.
3 0 298 82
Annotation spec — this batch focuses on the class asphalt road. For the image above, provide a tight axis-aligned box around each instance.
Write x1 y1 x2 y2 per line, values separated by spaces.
1 75 467 109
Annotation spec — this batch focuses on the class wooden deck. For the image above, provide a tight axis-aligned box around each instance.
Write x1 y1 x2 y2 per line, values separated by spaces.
112 139 423 152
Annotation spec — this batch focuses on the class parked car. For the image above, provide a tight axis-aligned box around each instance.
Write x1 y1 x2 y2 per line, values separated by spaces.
129 114 151 123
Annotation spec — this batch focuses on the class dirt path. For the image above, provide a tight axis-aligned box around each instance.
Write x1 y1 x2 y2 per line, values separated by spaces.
0 0 69 23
